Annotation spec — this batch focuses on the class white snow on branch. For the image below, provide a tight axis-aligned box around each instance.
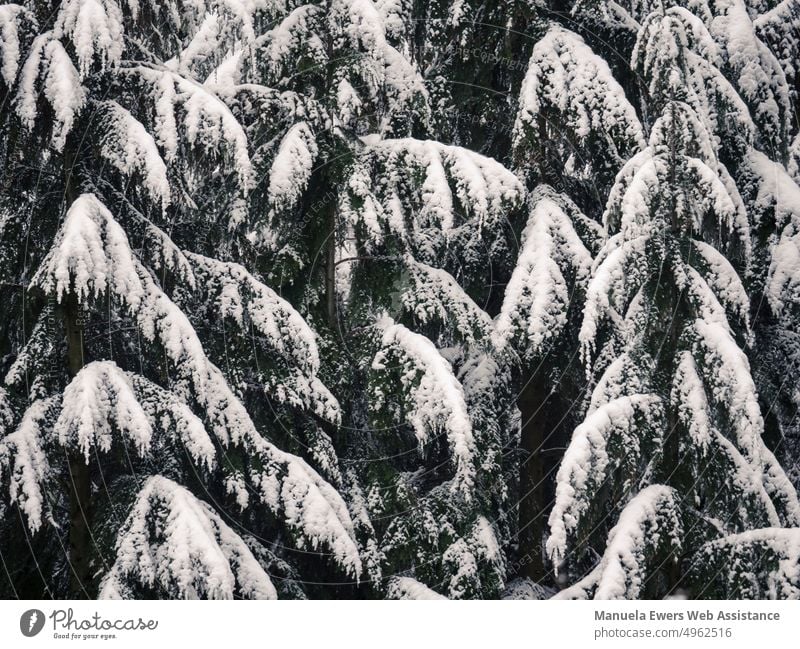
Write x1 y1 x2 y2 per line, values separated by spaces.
685 156 744 243
514 25 645 170
139 218 197 290
204 49 244 88
671 357 783 531
258 446 361 577
167 11 223 77
55 361 218 469
0 4 34 86
710 427 781 529
632 9 756 155
761 447 800 527
129 373 216 471
328 0 429 131
696 527 800 599
690 240 751 331
32 193 146 305
337 161 387 251
97 100 171 208
588 352 651 414
710 0 790 152
671 352 713 452
267 122 319 215
593 485 683 599
743 150 800 316
188 253 321 376
0 398 56 533
372 319 476 496
495 189 593 360
678 263 735 333
610 149 741 246
401 256 493 346
187 253 341 422
132 67 252 190
442 537 480 598
547 394 664 569
551 564 601 600
386 576 447 599
602 149 655 234
16 33 85 151
180 72 252 190
258 5 325 80
0 388 13 435
692 319 764 463
167 3 257 80
768 230 800 317
755 0 800 91
54 0 124 77
579 234 650 364
32 195 361 573
336 78 362 126
360 136 523 232
55 361 153 462
648 100 720 166
99 475 278 599
3 314 56 390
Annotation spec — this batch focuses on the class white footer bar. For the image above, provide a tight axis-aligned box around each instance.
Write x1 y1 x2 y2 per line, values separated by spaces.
2 600 796 648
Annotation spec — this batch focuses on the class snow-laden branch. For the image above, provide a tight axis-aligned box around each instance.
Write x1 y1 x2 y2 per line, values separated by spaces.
16 33 85 151
495 188 594 361
96 100 171 208
513 25 644 181
0 398 57 533
100 475 278 599
371 319 477 497
691 527 800 598
0 3 35 86
187 252 341 423
401 256 493 347
386 576 447 600
547 394 664 569
358 136 524 235
267 122 318 216
594 485 683 599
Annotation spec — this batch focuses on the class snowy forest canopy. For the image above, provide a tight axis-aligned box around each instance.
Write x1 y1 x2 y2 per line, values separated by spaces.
0 0 799 600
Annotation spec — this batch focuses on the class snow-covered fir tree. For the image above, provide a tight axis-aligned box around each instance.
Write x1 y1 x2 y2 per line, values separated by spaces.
543 0 800 599
0 0 363 599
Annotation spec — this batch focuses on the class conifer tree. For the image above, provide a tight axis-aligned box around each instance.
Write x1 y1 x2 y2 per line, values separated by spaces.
0 0 362 599
547 3 800 598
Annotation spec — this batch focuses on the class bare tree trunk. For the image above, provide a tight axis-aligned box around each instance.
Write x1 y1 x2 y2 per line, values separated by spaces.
63 142 92 597
325 217 337 328
517 372 548 581
64 293 91 597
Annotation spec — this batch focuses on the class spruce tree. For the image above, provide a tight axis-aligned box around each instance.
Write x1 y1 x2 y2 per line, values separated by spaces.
0 0 361 599
546 2 800 599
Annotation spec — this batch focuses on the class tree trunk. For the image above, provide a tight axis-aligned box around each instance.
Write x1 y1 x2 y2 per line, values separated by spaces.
325 217 337 328
322 31 338 331
517 372 548 581
62 140 92 597
660 111 685 594
64 294 91 597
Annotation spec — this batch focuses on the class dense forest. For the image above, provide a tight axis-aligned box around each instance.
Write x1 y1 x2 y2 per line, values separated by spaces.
0 0 799 600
